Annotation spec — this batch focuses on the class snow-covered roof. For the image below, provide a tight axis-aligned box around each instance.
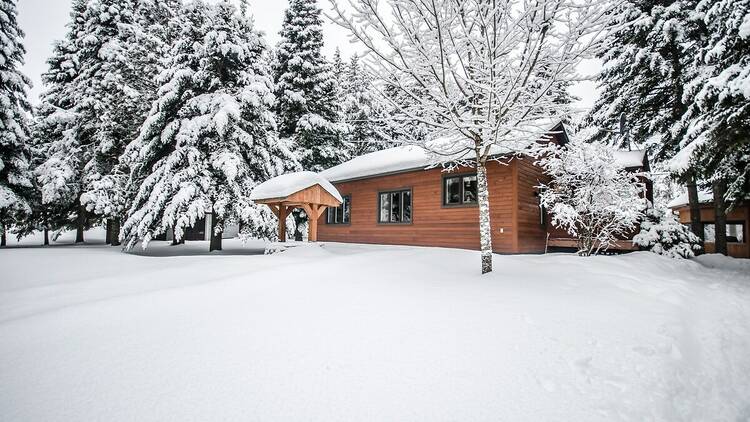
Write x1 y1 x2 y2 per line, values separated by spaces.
612 150 647 169
250 171 343 203
320 146 436 183
322 145 649 183
667 191 713 209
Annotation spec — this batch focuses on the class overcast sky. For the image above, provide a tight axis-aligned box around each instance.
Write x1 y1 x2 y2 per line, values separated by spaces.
17 0 599 108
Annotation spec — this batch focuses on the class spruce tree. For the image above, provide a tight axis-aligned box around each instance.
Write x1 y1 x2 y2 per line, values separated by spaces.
0 0 33 246
676 0 750 255
342 55 389 155
121 0 296 251
80 0 182 245
273 0 346 240
273 0 347 171
587 0 706 244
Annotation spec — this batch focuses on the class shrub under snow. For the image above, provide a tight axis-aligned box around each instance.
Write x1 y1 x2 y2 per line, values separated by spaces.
633 208 702 259
538 141 647 256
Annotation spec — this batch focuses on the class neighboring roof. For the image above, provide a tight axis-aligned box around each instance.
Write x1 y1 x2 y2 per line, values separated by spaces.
667 191 713 209
250 171 343 203
613 150 647 169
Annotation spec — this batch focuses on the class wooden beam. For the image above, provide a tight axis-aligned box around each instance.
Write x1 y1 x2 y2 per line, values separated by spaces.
268 204 280 218
278 204 287 242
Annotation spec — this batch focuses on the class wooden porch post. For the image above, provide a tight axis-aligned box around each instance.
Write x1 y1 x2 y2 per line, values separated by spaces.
308 204 318 242
278 204 287 242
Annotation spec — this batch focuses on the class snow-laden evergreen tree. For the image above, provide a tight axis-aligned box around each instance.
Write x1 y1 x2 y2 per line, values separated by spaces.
671 0 750 252
633 207 702 258
273 0 347 172
0 0 33 246
34 0 136 243
587 0 707 245
80 0 182 245
341 54 389 155
538 141 647 256
331 0 614 272
121 0 296 251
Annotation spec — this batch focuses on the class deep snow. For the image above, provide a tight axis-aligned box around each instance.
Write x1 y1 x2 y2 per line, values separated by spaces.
1 231 749 421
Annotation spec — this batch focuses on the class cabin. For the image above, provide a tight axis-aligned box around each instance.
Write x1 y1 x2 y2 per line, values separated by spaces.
312 124 651 253
668 193 749 258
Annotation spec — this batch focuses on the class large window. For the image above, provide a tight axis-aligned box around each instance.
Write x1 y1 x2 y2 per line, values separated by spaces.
326 195 351 224
378 189 412 223
444 174 478 206
703 222 746 243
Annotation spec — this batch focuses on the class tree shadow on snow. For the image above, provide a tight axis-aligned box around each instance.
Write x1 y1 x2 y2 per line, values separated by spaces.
124 240 266 257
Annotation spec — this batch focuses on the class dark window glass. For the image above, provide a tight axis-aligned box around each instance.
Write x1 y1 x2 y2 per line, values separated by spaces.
378 189 411 223
444 174 478 205
462 175 477 203
326 196 351 224
402 191 412 222
391 192 401 222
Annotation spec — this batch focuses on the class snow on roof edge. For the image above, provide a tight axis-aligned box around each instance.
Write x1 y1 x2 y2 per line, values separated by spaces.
250 171 343 203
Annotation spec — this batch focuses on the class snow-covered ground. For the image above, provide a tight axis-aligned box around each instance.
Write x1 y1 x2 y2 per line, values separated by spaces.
1 231 749 421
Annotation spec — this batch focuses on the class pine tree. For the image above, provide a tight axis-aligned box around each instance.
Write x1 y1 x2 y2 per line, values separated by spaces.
121 0 296 251
0 0 33 246
341 54 389 155
34 0 137 243
587 0 707 245
273 0 347 172
80 0 182 246
673 0 750 255
273 0 347 240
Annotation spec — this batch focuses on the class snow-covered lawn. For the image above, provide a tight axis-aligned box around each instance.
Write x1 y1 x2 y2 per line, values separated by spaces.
1 232 749 421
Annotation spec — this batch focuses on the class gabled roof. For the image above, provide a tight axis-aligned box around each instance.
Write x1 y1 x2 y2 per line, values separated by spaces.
250 171 343 203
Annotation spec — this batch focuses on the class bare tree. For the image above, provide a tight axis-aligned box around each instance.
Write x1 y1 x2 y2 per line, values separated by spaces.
329 0 615 273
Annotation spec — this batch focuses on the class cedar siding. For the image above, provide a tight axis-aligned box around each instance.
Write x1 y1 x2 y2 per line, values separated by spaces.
317 158 548 254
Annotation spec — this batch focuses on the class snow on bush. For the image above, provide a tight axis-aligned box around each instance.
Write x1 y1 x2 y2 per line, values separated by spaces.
633 208 702 259
538 141 647 256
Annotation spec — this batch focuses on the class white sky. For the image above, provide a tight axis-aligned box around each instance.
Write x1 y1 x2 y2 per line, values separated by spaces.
17 0 599 108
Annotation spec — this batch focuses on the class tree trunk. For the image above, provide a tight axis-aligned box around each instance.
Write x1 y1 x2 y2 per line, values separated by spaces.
476 159 493 274
171 227 184 245
110 218 121 247
105 219 112 245
0 223 6 247
43 228 49 246
75 204 86 244
686 176 704 254
209 212 223 252
293 209 305 241
713 179 728 256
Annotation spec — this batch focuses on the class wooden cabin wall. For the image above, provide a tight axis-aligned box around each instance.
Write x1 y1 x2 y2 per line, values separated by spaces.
676 203 750 258
317 160 549 253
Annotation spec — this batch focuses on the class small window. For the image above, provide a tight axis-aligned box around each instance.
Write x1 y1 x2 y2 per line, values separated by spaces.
379 189 412 223
326 195 351 224
443 174 478 206
703 222 745 243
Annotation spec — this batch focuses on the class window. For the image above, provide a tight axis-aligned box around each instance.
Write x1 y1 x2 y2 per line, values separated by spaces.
326 195 351 224
703 222 745 243
378 189 412 223
444 174 477 206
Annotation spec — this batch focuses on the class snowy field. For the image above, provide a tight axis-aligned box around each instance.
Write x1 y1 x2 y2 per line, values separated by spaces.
1 230 749 421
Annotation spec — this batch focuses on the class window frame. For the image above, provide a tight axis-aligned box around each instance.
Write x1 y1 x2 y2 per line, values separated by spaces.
377 188 413 225
325 195 351 225
703 220 746 244
441 172 479 208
